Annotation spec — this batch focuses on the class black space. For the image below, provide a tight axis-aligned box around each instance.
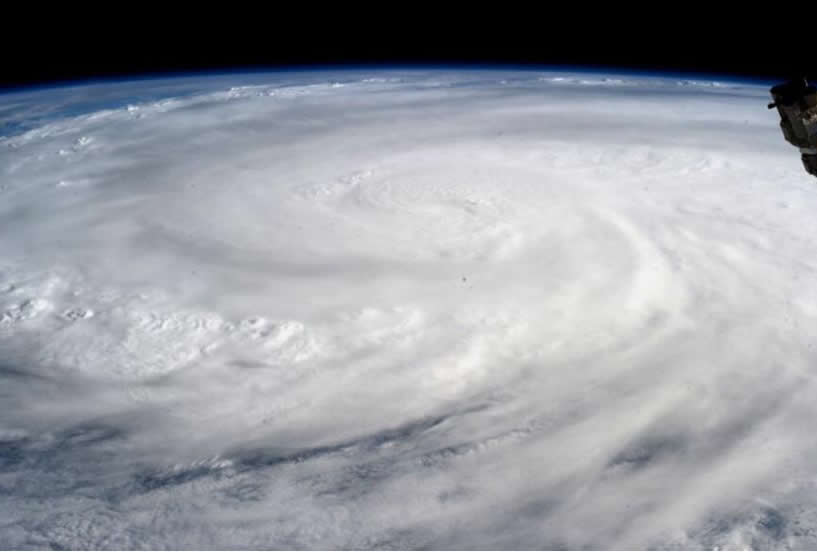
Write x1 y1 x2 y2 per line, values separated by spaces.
2 14 814 91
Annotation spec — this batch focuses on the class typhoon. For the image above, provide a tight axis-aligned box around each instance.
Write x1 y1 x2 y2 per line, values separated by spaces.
2 70 817 549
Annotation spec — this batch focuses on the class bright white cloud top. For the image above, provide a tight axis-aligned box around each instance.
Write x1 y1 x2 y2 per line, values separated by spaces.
1 70 816 549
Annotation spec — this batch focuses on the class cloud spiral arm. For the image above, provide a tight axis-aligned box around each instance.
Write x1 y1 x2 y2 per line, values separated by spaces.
1 71 816 549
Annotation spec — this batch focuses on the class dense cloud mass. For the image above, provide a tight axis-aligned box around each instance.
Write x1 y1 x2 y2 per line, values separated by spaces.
1 70 817 549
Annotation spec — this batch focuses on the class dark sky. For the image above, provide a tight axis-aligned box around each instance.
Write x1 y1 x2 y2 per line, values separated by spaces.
3 13 813 90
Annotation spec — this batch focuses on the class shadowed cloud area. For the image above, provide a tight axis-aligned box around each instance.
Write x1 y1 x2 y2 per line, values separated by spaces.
2 70 817 549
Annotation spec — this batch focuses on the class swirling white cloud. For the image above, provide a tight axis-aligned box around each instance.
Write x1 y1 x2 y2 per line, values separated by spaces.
1 70 814 549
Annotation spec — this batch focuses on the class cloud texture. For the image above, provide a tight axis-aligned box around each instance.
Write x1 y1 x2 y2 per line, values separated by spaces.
1 71 816 549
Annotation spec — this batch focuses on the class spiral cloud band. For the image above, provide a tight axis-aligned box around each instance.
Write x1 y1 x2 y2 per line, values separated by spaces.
1 71 815 549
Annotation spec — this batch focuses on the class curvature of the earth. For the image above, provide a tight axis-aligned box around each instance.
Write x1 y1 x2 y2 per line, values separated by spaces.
1 69 816 549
